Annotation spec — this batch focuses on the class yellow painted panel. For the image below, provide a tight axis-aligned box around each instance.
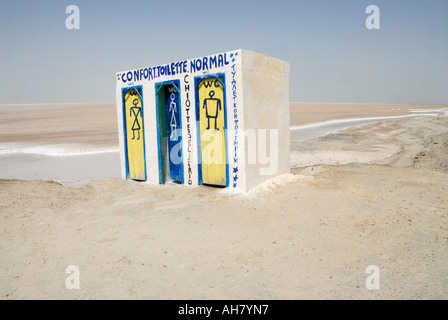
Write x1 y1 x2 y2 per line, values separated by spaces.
124 89 145 180
198 77 226 186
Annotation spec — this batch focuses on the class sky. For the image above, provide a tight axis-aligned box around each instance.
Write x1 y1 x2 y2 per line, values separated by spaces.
0 0 447 104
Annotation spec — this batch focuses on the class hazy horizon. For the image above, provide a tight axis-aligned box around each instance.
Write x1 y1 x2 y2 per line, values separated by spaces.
1 101 447 108
1 0 447 105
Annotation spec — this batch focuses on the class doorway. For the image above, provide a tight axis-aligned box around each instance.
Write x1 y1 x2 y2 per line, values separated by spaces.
122 86 146 181
195 74 228 187
155 80 184 184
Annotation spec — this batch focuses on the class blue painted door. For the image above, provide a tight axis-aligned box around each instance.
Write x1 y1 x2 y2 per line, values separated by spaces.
165 86 183 182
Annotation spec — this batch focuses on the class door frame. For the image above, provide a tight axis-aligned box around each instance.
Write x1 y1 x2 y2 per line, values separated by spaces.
122 85 147 181
155 80 184 184
194 73 229 187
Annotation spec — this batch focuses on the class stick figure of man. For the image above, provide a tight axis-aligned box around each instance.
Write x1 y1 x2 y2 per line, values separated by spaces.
130 98 141 140
203 90 221 130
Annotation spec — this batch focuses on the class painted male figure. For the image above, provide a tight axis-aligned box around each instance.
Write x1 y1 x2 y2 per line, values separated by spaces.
203 90 221 130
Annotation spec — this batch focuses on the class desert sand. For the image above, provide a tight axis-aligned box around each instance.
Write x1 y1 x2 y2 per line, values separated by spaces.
0 103 447 299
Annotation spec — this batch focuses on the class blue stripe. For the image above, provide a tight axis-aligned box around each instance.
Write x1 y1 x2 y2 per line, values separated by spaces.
155 84 164 184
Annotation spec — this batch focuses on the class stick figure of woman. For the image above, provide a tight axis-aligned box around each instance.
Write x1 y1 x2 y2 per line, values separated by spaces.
168 92 178 141
203 90 221 130
130 98 141 140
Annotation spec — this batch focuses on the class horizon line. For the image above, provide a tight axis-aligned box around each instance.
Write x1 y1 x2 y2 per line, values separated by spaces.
1 101 447 107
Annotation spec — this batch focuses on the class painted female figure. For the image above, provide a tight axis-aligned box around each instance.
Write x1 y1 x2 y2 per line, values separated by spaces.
130 98 141 140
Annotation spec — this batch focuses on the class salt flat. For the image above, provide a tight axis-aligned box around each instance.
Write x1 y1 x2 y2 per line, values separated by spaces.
0 102 446 181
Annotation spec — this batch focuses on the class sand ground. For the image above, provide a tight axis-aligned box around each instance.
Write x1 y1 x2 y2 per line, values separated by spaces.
0 103 447 299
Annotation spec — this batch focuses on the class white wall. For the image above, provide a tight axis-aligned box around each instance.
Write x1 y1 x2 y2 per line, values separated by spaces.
241 50 290 191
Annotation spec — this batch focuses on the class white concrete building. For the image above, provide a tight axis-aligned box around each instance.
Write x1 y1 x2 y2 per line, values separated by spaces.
115 49 290 192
